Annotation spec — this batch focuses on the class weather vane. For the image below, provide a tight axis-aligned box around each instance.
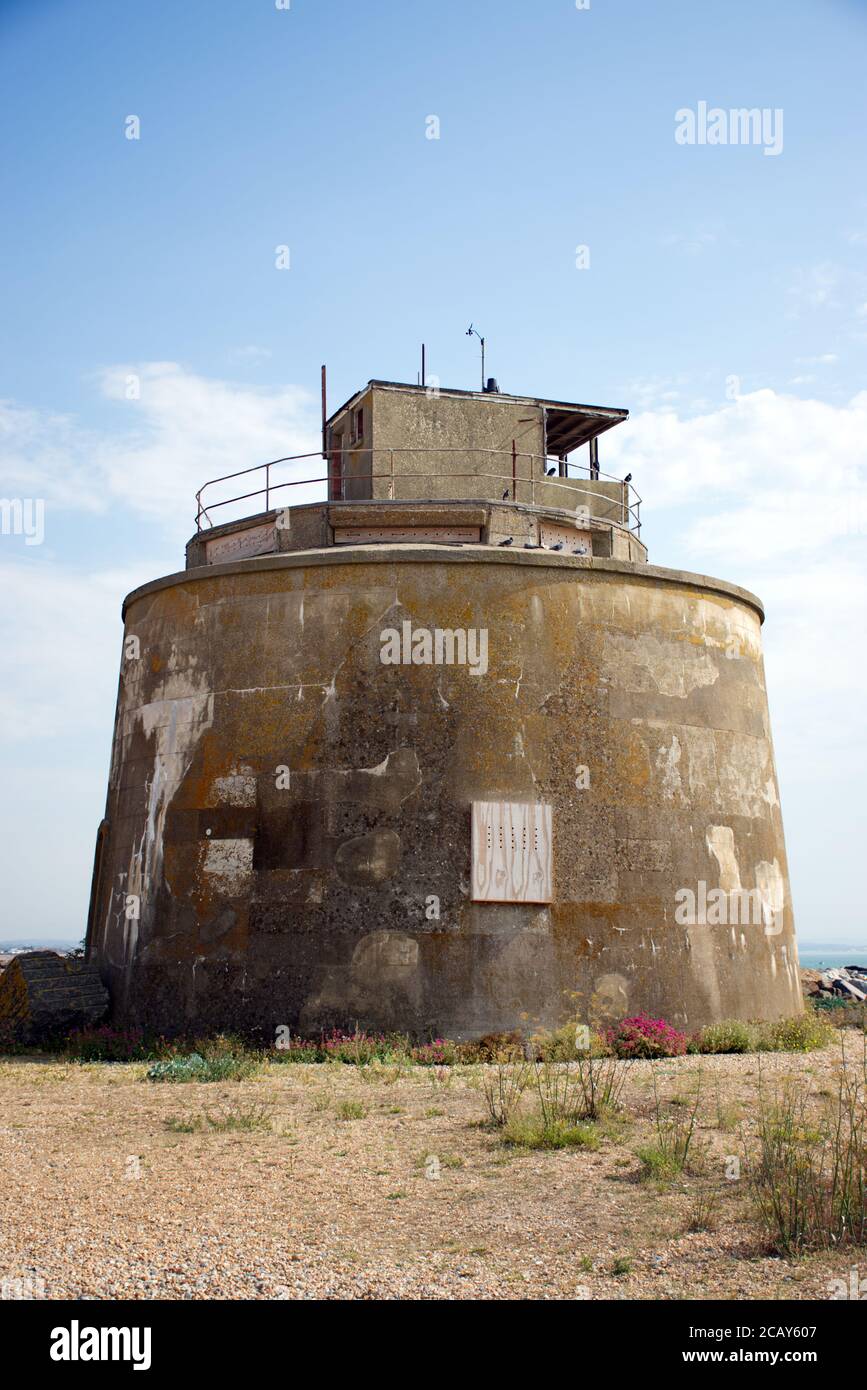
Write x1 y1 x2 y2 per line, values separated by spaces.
466 323 486 392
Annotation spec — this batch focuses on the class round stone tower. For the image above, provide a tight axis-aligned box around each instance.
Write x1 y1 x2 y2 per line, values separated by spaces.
86 379 800 1039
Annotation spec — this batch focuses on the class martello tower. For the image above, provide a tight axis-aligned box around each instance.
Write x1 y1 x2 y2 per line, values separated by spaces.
86 377 799 1038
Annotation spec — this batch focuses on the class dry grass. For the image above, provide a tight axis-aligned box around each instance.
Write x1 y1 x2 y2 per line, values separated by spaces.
0 1037 863 1300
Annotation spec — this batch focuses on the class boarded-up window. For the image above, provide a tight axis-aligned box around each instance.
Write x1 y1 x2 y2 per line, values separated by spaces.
471 801 553 903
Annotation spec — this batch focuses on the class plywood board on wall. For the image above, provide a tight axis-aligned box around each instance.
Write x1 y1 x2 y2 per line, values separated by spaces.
205 522 277 564
471 801 553 903
539 522 592 552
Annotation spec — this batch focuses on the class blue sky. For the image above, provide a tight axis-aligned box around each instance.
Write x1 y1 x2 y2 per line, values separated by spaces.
1 0 866 943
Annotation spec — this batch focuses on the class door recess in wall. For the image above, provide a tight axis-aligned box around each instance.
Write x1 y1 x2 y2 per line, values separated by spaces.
471 801 553 903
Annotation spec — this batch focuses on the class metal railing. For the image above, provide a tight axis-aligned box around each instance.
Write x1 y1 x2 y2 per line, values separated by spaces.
194 447 641 537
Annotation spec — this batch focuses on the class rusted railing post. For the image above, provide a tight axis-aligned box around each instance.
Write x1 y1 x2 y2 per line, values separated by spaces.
390 449 395 500
512 440 516 501
265 462 270 513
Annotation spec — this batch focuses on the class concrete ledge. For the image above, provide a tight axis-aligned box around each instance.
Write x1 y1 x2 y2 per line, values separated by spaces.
124 544 765 622
186 496 648 569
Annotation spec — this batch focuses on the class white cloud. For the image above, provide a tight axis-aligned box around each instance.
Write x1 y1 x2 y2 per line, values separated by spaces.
0 366 323 939
760 556 867 797
660 228 718 255
96 363 321 531
0 400 103 511
0 361 325 753
618 375 688 411
0 561 140 744
606 388 867 533
607 388 867 800
1 362 323 537
0 553 168 945
787 262 840 314
786 263 867 331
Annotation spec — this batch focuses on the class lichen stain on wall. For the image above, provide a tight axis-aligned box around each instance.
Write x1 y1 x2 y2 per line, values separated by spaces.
93 557 799 1036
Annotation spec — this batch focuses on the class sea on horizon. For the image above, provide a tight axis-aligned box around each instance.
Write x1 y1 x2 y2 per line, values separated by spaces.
798 948 867 970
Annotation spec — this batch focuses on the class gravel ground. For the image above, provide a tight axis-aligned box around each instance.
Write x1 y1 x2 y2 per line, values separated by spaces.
0 1036 862 1301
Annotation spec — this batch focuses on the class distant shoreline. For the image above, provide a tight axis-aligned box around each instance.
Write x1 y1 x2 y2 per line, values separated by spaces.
0 940 80 952
800 951 867 968
799 942 867 952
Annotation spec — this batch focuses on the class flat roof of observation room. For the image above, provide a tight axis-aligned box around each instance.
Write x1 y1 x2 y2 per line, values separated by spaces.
326 380 629 453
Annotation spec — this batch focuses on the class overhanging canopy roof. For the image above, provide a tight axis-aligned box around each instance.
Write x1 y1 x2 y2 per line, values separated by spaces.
543 403 628 454
327 380 628 452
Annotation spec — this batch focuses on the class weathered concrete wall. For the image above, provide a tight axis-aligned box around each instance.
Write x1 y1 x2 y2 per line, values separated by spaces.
368 388 545 503
89 547 799 1040
331 386 373 501
185 499 648 569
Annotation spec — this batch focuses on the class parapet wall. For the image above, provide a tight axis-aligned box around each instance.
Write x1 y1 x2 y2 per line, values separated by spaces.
186 497 647 569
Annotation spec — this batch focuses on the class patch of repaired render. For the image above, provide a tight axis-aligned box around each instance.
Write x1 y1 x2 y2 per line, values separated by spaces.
202 838 254 895
211 770 257 807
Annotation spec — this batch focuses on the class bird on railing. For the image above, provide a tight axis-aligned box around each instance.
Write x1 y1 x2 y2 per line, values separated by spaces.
501 489 510 500
545 467 556 476
623 473 632 483
498 537 513 546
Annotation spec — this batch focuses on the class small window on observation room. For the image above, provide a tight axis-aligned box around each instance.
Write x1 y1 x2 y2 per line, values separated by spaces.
353 407 364 443
330 434 344 499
